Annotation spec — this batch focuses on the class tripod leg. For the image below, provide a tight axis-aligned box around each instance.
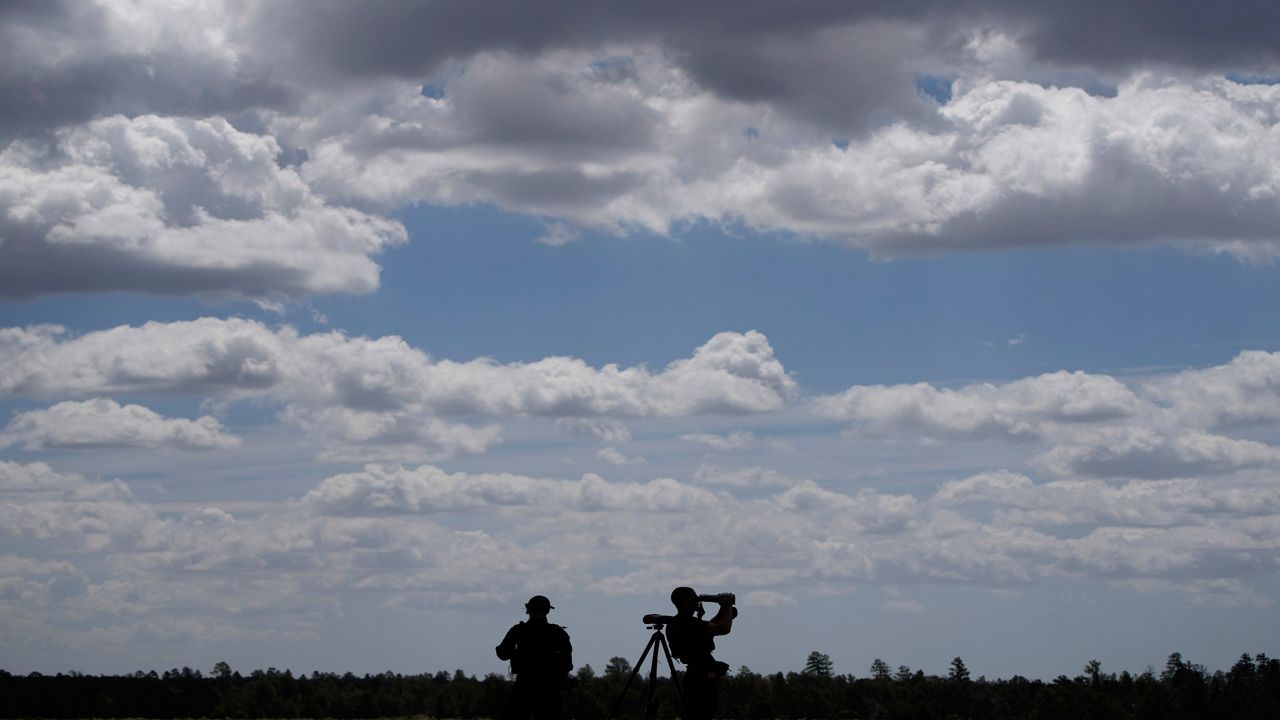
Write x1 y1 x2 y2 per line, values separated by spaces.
607 633 658 720
657 633 685 707
644 634 662 719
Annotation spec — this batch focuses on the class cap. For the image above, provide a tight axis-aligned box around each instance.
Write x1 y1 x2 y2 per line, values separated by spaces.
670 586 698 606
526 595 554 612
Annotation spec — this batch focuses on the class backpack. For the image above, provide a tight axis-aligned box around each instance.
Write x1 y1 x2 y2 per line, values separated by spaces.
510 622 571 678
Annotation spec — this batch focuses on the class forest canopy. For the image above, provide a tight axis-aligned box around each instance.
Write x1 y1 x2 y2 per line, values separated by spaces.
2 650 1278 720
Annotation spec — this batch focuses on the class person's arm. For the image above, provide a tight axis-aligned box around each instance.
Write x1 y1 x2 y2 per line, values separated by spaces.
559 628 574 676
496 624 520 660
705 594 735 636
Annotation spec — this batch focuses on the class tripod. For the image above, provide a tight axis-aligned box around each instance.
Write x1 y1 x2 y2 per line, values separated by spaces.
607 617 684 720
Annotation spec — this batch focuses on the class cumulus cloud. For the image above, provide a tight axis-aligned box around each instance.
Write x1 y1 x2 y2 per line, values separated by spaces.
811 370 1142 440
1031 429 1280 479
0 115 406 300
3 2 1280 309
0 0 290 141
420 330 796 416
266 49 1280 263
4 450 1280 650
0 399 239 451
0 319 793 429
935 470 1280 529
0 461 158 552
1145 350 1280 428
810 351 1280 482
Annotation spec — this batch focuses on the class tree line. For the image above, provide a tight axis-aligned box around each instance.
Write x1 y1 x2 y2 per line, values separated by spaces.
2 650 1278 719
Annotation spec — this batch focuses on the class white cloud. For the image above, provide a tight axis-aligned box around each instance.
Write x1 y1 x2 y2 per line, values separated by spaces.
302 464 720 516
0 115 406 300
0 461 160 552
0 320 792 461
4 452 1280 652
534 222 582 247
0 399 239 451
1032 429 1280 479
598 447 645 466
681 431 758 450
1145 350 1280 428
936 470 1280 529
281 407 503 463
4 4 1280 282
811 370 1142 439
419 329 795 416
277 53 1280 262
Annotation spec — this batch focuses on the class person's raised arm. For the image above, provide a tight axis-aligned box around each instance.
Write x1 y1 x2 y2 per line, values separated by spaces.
705 593 735 636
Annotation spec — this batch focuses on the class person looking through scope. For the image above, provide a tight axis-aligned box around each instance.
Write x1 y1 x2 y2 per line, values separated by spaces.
665 587 736 720
496 595 573 720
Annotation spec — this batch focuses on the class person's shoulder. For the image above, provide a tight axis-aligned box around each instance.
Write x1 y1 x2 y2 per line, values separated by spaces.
672 614 705 626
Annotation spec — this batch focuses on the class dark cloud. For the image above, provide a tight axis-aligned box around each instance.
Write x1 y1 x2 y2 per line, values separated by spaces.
0 241 310 300
465 168 644 211
246 1 1280 133
7 1 1280 143
245 1 880 80
0 3 290 142
1006 0 1280 71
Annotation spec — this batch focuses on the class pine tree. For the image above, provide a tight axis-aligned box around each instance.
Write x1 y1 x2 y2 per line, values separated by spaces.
803 651 834 678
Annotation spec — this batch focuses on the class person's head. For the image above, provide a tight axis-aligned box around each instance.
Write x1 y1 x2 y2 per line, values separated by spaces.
670 586 699 614
525 595 554 618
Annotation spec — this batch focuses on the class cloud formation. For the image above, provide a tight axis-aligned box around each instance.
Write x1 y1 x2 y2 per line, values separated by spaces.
0 319 793 460
811 370 1141 440
0 115 405 300
0 399 239 451
8 447 1278 651
6 2 1280 303
813 350 1280 481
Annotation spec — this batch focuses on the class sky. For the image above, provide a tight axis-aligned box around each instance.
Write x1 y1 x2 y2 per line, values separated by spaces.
3 0 1280 682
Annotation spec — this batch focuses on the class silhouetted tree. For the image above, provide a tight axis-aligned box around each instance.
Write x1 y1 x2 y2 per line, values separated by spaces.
604 656 632 678
803 651 834 678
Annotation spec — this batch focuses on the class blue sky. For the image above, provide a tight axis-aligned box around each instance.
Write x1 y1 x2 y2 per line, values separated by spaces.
4 0 1280 683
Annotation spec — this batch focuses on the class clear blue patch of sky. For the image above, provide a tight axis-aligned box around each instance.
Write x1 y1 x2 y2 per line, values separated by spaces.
915 74 953 104
311 204 1280 392
1225 72 1280 85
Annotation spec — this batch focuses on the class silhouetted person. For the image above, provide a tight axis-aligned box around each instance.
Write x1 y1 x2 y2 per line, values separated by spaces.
665 587 735 720
496 595 573 720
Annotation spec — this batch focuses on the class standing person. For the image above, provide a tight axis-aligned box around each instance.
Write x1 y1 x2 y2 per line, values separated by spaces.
664 587 735 720
496 595 573 720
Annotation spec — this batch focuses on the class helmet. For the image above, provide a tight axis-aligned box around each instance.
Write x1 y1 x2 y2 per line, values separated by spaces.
525 595 554 612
